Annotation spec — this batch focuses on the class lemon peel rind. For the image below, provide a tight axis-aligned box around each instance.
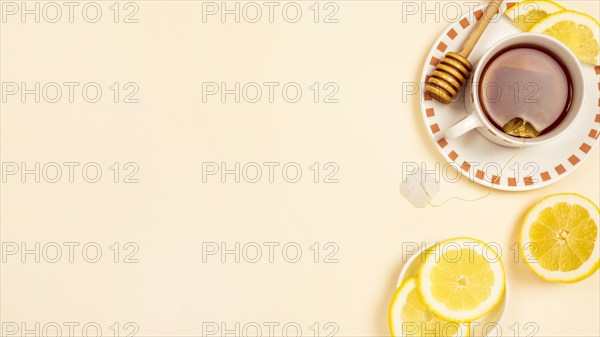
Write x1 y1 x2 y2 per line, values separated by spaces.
389 277 417 337
530 10 600 30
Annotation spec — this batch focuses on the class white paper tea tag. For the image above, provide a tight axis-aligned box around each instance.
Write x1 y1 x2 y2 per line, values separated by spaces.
399 168 440 208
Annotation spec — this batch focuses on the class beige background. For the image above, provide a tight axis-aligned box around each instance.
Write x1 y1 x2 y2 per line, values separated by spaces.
1 0 599 336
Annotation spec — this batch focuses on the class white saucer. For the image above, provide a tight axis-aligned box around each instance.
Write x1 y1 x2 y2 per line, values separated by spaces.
397 242 508 337
420 2 599 191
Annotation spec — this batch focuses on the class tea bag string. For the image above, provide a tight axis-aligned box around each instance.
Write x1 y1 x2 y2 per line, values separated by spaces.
428 137 526 207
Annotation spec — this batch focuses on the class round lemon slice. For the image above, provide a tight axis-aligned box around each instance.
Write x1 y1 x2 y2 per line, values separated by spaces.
417 238 506 322
530 10 600 64
504 0 565 31
520 193 600 283
389 277 469 337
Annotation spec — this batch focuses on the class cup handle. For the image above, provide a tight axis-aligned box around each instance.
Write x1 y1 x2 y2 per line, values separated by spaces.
445 112 483 139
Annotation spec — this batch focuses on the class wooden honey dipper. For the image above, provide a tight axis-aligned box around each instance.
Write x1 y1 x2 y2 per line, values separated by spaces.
425 0 504 104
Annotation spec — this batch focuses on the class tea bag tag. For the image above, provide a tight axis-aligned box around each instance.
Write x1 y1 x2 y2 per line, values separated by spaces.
399 168 440 208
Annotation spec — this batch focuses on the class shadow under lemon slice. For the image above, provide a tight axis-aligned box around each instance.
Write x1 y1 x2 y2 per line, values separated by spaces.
389 277 470 337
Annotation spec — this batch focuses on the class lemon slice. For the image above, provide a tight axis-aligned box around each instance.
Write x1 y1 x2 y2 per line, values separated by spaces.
530 10 600 64
389 277 469 337
520 193 600 283
417 238 506 322
504 0 565 31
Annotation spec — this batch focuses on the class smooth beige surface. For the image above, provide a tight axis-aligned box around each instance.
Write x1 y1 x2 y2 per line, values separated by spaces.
1 1 599 336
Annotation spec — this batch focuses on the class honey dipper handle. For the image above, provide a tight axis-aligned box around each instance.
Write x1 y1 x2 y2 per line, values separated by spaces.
459 0 504 58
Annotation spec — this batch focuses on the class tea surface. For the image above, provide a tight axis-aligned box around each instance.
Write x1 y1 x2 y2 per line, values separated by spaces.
479 46 572 137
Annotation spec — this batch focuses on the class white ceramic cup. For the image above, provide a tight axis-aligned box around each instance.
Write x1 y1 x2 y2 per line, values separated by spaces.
445 33 586 147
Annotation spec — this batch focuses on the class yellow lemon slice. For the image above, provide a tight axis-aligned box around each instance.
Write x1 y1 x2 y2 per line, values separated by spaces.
530 10 600 64
504 0 565 31
417 238 506 322
520 193 600 283
389 277 469 337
